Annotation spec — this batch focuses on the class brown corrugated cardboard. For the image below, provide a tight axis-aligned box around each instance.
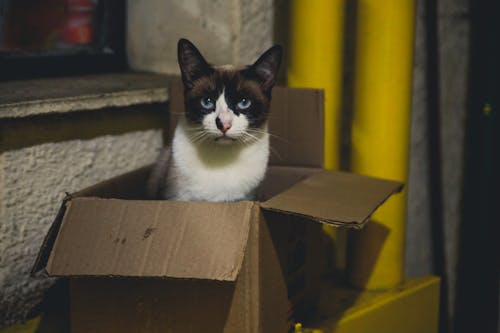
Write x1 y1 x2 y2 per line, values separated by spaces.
257 166 322 200
70 278 238 333
266 212 323 321
47 198 252 281
68 203 289 333
262 170 404 228
32 85 403 333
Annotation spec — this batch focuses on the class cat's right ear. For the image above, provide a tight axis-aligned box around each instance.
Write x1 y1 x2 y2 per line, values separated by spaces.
247 45 282 91
178 39 212 88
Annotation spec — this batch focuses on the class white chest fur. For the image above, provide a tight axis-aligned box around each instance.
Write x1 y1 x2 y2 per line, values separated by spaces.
165 119 270 201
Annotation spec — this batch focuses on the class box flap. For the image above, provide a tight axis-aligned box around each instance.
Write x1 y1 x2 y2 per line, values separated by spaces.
257 165 322 201
266 87 324 167
169 79 324 167
45 198 254 281
260 171 404 228
32 167 151 275
31 197 71 275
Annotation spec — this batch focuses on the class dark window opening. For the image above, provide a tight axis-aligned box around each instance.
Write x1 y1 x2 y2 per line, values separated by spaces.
0 0 126 81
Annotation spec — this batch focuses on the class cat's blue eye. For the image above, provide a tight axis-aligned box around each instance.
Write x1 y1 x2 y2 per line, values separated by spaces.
200 97 215 109
237 98 252 110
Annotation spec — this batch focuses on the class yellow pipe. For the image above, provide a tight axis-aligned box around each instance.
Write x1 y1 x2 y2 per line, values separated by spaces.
287 0 346 275
287 0 345 170
347 0 416 289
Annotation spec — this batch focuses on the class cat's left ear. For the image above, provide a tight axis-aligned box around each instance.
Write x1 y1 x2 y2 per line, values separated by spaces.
248 45 282 90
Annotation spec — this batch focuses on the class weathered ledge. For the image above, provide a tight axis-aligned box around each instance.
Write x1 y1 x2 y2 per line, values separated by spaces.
0 72 173 119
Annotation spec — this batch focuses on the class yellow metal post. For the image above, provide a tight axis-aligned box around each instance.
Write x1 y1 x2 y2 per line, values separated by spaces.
287 0 346 273
347 0 416 289
287 0 345 170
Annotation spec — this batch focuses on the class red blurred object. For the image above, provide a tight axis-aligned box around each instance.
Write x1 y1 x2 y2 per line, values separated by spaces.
61 0 98 45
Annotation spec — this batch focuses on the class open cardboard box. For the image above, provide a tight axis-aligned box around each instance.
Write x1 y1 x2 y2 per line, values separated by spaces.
32 82 403 333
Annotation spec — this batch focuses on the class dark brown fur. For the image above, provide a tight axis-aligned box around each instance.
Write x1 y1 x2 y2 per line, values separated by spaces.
184 67 270 128
177 38 282 129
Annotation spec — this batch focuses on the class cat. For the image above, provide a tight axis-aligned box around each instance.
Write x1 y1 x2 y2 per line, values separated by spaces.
147 38 282 201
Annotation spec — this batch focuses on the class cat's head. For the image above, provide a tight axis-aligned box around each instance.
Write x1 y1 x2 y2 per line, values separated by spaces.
177 38 282 145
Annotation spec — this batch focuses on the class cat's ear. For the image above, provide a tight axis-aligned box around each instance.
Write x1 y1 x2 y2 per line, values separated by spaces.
248 45 282 90
178 38 212 88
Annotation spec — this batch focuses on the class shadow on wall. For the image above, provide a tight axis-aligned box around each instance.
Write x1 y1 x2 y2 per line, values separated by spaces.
453 0 500 332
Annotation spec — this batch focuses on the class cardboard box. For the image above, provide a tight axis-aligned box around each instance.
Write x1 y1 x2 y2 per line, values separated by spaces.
32 83 403 333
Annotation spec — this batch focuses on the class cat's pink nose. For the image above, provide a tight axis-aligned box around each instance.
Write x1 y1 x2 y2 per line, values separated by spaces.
216 117 232 133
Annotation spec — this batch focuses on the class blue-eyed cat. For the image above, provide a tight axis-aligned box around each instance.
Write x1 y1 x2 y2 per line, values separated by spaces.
147 38 282 201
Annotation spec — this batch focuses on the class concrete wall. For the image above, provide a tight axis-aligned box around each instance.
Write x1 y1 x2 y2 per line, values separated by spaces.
127 0 274 73
406 0 433 278
437 0 469 318
406 0 469 321
0 111 164 326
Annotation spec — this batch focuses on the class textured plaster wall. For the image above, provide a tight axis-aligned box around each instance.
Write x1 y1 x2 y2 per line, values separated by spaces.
406 0 469 319
236 0 274 64
437 1 469 317
406 0 433 277
0 130 162 326
127 0 274 74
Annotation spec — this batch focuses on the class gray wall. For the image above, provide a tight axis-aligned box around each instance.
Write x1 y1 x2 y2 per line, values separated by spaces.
0 130 162 325
127 0 274 73
406 0 469 323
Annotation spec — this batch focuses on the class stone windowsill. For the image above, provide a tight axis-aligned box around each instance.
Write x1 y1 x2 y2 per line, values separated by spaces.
0 72 173 119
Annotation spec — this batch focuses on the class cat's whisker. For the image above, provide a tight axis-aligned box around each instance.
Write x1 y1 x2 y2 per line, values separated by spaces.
268 146 283 161
184 127 205 133
241 132 260 144
242 132 283 161
246 129 288 143
194 134 211 144
189 136 203 144
240 135 254 145
189 131 210 144
187 130 205 140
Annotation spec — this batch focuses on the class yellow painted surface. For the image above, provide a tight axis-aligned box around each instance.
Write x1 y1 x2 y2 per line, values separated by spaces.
287 0 347 274
307 276 440 333
348 0 416 289
287 0 345 170
0 317 40 333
